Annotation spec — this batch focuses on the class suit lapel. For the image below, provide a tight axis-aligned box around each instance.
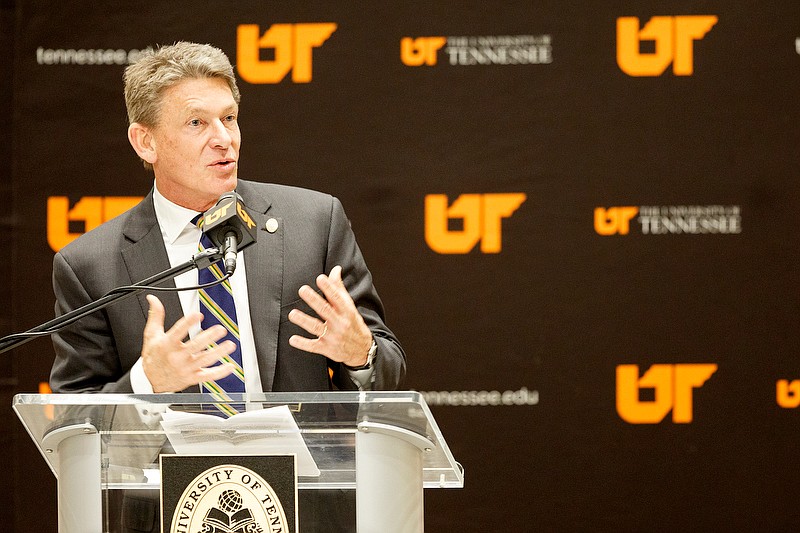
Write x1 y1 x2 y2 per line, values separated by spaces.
119 190 185 330
237 181 282 392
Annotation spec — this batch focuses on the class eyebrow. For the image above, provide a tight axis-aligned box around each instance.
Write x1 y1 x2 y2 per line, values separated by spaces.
185 104 238 117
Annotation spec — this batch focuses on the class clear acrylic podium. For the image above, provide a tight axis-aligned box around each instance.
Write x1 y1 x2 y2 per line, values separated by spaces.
13 391 464 533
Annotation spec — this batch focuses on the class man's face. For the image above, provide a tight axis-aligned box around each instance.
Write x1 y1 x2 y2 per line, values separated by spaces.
147 77 241 211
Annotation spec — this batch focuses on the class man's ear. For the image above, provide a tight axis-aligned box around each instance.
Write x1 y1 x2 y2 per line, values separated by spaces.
128 123 157 165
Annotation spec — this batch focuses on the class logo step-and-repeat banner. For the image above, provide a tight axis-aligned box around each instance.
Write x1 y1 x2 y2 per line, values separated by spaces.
7 1 800 530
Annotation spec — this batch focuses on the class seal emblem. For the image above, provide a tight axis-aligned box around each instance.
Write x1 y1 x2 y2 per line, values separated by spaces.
169 464 289 533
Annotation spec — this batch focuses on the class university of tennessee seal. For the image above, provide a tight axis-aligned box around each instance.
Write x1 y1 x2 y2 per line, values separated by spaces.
169 464 289 533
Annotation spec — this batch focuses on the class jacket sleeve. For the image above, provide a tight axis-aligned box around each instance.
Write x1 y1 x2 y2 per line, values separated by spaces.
325 197 407 391
50 251 134 393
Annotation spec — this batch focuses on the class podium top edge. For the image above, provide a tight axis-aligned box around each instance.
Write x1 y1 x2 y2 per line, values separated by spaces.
13 390 426 406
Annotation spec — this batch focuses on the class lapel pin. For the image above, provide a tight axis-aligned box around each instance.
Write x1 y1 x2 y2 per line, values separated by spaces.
265 218 279 233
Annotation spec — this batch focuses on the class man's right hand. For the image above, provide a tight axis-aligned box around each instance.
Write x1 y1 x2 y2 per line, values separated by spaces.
141 294 236 393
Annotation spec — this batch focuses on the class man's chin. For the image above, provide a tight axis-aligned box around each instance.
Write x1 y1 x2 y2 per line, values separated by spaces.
196 176 239 210
214 174 238 192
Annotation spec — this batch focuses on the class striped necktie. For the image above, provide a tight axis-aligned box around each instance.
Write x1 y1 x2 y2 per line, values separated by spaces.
193 214 245 416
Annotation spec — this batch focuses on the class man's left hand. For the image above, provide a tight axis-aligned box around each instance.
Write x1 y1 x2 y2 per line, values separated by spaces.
288 265 373 367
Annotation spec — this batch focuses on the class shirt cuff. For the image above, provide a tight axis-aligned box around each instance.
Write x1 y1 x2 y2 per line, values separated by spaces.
346 365 375 391
130 357 155 394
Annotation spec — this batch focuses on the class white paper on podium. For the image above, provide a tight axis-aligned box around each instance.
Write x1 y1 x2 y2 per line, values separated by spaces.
160 405 320 477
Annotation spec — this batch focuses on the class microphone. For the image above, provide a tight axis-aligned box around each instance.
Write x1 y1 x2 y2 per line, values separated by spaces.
201 192 258 275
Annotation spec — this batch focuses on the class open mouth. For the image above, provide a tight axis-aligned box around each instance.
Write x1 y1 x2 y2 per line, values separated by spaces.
210 159 235 168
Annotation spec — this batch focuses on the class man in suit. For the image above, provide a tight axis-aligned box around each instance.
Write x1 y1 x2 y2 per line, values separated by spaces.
50 41 405 395
49 41 405 531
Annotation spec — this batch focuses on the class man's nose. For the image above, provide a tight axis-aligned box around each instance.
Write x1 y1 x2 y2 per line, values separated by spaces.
209 119 232 149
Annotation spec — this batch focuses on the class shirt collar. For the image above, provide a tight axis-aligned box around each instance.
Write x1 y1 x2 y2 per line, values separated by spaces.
152 182 202 245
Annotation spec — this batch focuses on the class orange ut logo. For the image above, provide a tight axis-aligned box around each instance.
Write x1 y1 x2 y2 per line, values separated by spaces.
617 16 718 76
237 202 256 229
425 193 526 254
777 380 800 408
595 207 639 235
401 37 447 66
237 23 337 83
616 364 717 423
47 196 142 252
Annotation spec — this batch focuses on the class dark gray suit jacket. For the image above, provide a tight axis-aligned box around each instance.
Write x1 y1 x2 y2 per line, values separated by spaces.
50 180 406 393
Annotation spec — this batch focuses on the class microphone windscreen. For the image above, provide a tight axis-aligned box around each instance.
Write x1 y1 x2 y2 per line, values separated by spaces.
202 192 258 250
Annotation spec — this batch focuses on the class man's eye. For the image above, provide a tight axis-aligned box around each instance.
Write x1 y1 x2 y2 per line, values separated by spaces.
225 115 236 122
189 119 201 127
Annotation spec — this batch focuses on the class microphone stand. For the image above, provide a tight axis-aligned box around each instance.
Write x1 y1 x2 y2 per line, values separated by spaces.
0 248 223 355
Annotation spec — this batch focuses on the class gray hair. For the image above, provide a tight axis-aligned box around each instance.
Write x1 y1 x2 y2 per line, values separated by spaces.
124 41 240 127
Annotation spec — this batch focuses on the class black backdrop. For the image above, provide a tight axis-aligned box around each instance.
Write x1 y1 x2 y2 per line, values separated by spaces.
4 1 800 531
